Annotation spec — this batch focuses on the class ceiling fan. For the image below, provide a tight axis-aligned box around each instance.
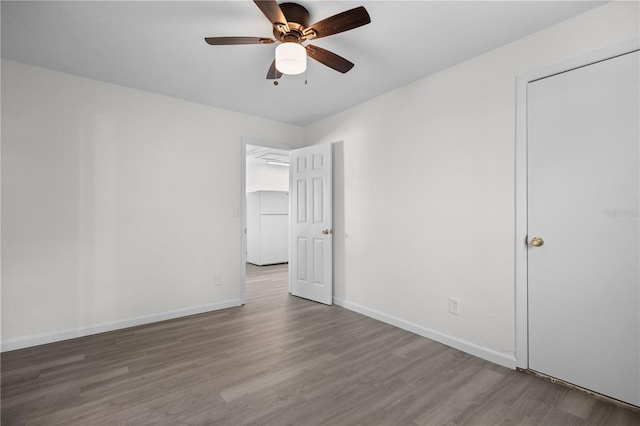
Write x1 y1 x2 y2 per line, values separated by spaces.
204 0 371 81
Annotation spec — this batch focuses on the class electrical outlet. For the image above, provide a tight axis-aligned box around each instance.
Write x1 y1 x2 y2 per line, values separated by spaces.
449 297 460 315
214 275 223 287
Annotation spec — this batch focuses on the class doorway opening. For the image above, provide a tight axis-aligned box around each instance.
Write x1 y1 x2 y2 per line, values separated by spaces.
242 141 292 304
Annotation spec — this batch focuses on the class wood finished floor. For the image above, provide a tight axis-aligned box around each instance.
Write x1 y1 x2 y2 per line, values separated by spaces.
2 263 639 425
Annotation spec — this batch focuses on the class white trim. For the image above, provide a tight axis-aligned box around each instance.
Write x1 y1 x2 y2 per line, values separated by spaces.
240 138 247 305
514 37 640 370
333 297 517 370
288 151 293 295
1 299 241 352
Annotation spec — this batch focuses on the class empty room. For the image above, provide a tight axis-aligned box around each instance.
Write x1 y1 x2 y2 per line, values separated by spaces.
1 1 639 424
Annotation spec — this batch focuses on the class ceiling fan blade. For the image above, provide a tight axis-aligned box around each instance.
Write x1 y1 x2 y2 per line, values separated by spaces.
305 6 370 40
205 36 275 45
267 59 283 80
254 0 290 33
306 44 354 74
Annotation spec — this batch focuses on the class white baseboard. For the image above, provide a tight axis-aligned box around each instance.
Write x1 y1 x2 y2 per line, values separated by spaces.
333 297 517 370
1 299 242 352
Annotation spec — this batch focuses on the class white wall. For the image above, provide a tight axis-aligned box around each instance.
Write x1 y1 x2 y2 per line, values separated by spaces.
246 162 289 193
1 60 304 349
306 1 639 367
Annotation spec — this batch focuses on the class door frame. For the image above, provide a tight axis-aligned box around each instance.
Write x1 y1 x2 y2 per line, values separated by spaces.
240 137 294 305
514 37 640 369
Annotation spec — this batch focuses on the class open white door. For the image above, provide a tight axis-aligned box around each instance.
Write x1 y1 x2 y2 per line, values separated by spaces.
289 143 332 305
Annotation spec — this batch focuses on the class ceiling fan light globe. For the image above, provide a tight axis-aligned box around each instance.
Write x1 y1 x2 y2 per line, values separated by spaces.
275 42 307 75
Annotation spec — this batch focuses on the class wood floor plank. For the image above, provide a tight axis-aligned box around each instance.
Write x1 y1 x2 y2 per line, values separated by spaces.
2 262 639 425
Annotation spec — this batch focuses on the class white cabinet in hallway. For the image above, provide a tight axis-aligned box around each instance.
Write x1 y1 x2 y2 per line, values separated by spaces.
246 191 289 266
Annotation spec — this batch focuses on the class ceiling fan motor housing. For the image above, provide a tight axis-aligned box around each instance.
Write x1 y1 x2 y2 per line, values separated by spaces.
273 3 310 42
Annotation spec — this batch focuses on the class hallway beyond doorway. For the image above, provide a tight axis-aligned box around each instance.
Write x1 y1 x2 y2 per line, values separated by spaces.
246 262 288 303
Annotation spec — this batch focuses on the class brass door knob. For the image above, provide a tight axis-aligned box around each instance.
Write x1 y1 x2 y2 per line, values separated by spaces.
531 236 544 247
322 229 331 235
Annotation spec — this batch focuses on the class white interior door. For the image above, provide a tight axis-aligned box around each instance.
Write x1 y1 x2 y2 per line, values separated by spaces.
289 143 332 305
527 50 639 406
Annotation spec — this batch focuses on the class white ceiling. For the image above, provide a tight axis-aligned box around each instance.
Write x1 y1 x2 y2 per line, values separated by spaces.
1 1 606 126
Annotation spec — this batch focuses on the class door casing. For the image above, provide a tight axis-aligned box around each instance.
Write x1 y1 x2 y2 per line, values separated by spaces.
514 37 640 368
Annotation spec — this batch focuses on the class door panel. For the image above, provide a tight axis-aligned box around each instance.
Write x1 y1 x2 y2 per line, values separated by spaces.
290 143 332 305
313 178 324 223
313 238 324 283
296 180 307 222
297 237 307 280
527 51 639 405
